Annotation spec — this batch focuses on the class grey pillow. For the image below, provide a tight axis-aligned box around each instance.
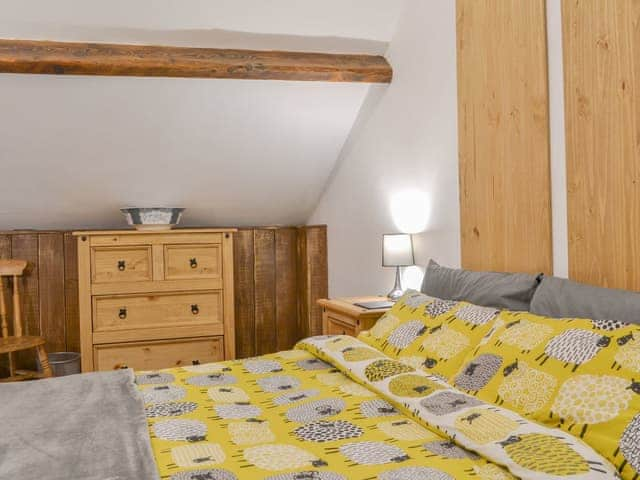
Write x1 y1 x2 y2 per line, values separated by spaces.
420 259 541 311
530 276 640 324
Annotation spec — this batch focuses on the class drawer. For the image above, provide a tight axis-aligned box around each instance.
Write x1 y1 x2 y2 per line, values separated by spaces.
325 315 356 336
92 246 152 283
93 291 222 333
94 336 224 371
165 244 221 280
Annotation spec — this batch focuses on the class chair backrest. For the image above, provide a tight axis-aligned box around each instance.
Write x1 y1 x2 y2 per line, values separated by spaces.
0 260 28 339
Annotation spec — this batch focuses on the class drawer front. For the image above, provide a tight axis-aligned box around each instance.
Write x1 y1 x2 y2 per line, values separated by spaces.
165 244 221 280
326 315 356 336
94 337 224 371
93 291 222 333
92 246 152 283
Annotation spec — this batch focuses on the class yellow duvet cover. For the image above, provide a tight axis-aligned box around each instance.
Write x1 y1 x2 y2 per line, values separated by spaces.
137 336 619 480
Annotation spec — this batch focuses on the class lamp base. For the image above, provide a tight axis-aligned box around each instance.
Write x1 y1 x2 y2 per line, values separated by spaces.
387 266 404 302
387 287 404 302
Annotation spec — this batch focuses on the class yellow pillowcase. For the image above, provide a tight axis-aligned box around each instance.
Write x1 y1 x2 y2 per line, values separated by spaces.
358 290 499 381
452 310 640 480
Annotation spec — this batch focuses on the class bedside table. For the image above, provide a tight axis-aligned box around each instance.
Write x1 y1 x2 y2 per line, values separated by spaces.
317 297 392 337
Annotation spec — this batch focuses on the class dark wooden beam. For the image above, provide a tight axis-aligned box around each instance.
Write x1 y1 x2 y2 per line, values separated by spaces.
0 39 392 83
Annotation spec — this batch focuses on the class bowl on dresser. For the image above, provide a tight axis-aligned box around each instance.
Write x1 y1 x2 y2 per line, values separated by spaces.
120 207 185 231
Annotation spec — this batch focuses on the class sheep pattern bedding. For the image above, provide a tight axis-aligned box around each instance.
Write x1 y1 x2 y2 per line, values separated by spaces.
139 333 621 480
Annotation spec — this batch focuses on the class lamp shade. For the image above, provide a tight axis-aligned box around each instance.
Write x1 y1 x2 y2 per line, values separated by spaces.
382 234 415 267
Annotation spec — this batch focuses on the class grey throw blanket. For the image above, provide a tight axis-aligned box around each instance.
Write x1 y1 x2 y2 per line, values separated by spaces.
0 369 159 480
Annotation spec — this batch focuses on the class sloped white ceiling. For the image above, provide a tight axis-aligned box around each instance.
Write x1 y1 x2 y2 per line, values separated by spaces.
0 1 405 229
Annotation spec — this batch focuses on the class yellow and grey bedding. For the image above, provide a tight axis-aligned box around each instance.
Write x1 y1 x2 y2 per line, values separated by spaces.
137 290 640 480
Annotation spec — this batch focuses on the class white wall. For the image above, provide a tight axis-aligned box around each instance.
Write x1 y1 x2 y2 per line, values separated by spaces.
309 0 572 297
0 0 404 45
0 0 405 230
0 75 371 229
547 0 569 278
308 0 460 297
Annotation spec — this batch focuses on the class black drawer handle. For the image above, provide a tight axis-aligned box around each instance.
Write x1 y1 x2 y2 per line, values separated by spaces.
119 308 127 319
191 304 200 315
190 258 198 269
192 360 200 365
117 260 126 271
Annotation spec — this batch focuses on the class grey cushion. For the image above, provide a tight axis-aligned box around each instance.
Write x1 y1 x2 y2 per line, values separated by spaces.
530 276 640 324
420 260 540 311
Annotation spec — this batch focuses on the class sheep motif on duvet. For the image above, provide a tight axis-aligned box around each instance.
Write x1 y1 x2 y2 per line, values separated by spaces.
384 320 427 351
228 419 275 445
498 433 607 476
419 324 470 361
453 304 499 329
170 468 237 480
469 464 517 480
536 328 611 371
364 359 415 382
496 360 557 414
616 413 640 476
425 298 458 317
242 444 327 471
454 407 522 444
264 472 345 480
378 466 454 480
454 353 503 393
140 384 186 404
387 373 443 397
550 374 640 437
341 346 384 362
368 313 401 339
613 332 640 372
207 386 250 403
293 419 363 442
495 319 554 353
338 441 409 465
396 291 433 311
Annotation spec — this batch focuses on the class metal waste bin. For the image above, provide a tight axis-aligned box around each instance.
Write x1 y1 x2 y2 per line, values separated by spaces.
48 352 81 376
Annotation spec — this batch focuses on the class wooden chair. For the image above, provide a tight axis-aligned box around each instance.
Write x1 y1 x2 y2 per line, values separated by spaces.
0 259 53 381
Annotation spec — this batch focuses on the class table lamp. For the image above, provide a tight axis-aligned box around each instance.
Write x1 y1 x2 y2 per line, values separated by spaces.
382 233 415 301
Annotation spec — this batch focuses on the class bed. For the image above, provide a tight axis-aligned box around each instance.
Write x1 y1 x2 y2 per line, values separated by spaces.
2 290 638 480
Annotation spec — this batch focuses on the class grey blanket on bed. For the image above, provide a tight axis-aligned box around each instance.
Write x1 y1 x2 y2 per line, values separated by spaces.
0 369 159 480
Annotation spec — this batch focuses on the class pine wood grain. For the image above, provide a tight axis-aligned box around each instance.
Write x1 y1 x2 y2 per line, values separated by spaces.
0 39 393 83
563 0 640 289
457 0 552 274
253 229 277 355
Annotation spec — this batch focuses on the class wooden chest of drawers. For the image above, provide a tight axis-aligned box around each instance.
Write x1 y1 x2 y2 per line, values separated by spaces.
74 229 236 372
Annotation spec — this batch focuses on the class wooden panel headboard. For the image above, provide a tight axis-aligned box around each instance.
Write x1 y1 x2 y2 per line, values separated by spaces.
563 0 640 290
457 0 552 275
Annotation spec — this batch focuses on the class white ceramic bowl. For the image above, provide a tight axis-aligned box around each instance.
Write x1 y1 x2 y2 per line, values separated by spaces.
120 208 185 231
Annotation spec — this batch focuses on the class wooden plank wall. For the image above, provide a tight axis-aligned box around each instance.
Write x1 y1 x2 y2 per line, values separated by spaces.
456 0 553 274
563 0 640 289
0 232 78 374
0 226 327 374
233 226 327 359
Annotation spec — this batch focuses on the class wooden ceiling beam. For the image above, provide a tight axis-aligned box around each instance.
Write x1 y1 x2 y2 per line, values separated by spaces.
0 39 392 83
